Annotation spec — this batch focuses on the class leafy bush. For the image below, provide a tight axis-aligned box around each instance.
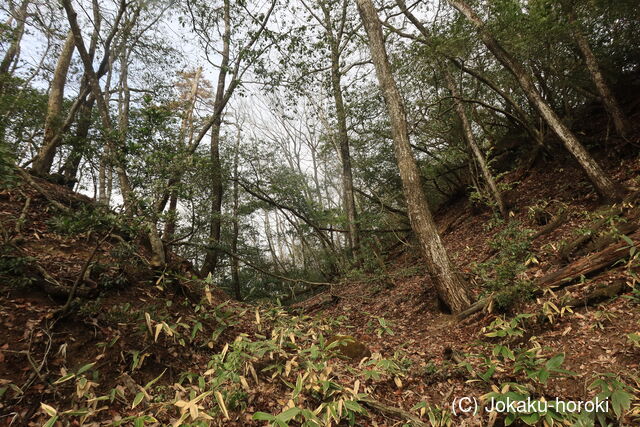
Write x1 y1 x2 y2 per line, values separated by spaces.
48 206 121 235
473 220 536 310
0 143 17 189
0 245 35 287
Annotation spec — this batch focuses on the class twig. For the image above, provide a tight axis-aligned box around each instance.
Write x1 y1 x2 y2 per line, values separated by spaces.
58 227 114 317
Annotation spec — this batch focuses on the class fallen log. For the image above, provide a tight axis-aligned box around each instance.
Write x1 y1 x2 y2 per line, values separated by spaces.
563 280 627 308
532 210 568 240
360 397 428 427
537 230 639 289
457 231 638 322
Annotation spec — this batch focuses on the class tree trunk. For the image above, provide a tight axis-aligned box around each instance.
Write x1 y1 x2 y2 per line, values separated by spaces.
60 94 95 181
59 5 102 182
0 0 29 76
202 0 231 276
31 32 76 175
231 129 241 300
321 3 360 259
444 68 507 218
447 0 622 202
356 0 472 313
567 8 628 138
62 0 135 209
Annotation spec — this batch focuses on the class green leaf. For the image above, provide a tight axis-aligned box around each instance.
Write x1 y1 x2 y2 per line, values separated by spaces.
611 389 632 418
144 369 166 390
132 392 145 409
621 235 634 246
43 415 58 427
520 412 540 425
344 400 365 413
252 412 276 421
538 369 550 384
276 407 301 422
545 353 565 370
76 362 95 375
53 373 75 385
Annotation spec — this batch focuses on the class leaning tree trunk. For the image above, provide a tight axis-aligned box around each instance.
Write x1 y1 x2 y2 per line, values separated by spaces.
356 0 472 313
567 9 628 138
444 68 507 218
447 0 622 202
0 0 29 97
0 0 29 76
31 31 76 175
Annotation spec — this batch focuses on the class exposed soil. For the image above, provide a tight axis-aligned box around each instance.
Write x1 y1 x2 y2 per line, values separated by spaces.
1 148 639 425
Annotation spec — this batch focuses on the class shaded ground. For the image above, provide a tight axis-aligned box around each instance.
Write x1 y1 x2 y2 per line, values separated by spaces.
1 147 639 425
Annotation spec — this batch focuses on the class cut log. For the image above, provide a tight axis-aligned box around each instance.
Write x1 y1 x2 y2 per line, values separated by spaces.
455 296 490 321
537 230 640 289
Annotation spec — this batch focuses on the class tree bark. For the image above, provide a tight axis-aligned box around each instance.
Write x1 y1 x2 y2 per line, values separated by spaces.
0 0 29 76
31 32 76 175
447 0 622 202
356 0 472 313
59 2 102 182
320 1 360 259
566 8 628 138
444 68 507 218
231 128 241 300
202 0 231 276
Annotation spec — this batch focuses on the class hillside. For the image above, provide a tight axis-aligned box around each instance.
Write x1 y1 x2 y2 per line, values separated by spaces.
2 147 640 426
2 0 640 425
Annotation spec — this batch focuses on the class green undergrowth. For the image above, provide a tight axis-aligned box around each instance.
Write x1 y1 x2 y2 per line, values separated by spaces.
473 219 537 311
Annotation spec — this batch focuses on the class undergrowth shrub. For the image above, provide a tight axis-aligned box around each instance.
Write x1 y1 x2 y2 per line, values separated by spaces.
473 220 536 311
0 143 17 189
0 245 35 287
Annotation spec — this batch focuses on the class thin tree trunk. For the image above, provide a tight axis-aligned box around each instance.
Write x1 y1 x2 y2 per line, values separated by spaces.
31 32 76 175
447 0 622 202
163 68 203 243
202 0 231 276
59 3 102 182
356 0 471 313
444 68 507 218
231 129 241 300
0 0 29 76
566 9 628 138
320 2 360 259
60 96 95 180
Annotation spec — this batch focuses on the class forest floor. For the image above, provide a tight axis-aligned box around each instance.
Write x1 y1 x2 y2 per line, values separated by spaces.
1 148 640 426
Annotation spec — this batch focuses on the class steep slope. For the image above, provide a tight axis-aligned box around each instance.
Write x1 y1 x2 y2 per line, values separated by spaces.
1 148 640 426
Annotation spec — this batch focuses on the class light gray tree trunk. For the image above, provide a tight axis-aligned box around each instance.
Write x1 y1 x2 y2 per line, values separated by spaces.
202 0 231 276
444 68 507 218
356 0 472 313
31 32 76 175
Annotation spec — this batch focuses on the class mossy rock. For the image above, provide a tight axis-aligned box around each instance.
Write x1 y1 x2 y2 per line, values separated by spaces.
326 335 371 360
